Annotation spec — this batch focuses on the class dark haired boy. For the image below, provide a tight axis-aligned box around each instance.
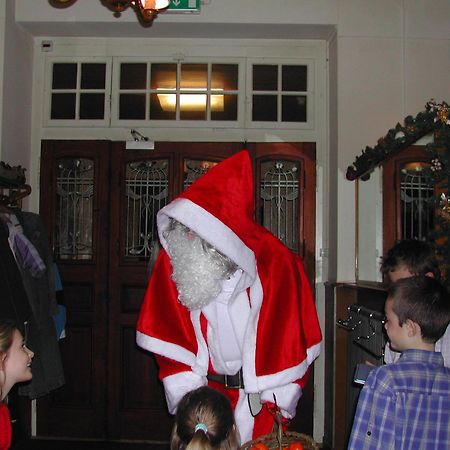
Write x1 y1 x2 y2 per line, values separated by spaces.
381 239 450 367
348 276 450 450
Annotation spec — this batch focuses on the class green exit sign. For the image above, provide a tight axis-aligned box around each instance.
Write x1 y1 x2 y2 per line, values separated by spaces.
167 0 200 12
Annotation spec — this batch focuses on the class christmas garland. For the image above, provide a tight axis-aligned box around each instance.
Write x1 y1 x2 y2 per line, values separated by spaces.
346 100 449 181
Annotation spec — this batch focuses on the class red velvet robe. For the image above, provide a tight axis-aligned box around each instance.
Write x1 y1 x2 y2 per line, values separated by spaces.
136 150 322 443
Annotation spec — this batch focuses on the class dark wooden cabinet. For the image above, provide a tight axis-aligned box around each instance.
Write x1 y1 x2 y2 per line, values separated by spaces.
324 282 387 450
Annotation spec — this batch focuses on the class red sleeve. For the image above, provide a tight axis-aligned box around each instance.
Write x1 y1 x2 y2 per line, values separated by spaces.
156 355 192 379
255 237 322 377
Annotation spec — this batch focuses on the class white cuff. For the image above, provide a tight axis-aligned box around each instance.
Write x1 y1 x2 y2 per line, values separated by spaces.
260 383 302 419
162 371 207 414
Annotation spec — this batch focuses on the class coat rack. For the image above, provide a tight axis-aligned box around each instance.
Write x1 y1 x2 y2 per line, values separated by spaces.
337 304 386 360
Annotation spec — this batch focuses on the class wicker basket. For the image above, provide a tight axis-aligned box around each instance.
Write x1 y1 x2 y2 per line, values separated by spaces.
240 429 319 450
240 406 319 450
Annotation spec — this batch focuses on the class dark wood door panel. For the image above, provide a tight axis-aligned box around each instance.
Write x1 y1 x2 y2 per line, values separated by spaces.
38 141 110 438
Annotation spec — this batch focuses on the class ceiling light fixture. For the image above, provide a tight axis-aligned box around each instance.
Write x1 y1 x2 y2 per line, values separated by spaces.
49 0 170 24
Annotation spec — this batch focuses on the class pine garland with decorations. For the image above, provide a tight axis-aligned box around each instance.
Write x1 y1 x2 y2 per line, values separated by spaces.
346 100 448 181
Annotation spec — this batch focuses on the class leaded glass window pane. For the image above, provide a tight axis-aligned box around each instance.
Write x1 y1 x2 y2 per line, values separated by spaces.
124 160 169 260
260 160 299 252
183 159 218 190
56 158 94 260
400 162 434 240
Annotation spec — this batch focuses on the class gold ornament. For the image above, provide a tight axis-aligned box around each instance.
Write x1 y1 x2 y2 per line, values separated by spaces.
437 104 449 125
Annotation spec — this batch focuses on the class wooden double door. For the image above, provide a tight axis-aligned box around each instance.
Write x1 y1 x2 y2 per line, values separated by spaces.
37 140 316 441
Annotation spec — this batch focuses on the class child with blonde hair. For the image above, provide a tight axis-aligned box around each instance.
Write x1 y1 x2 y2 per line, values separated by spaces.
171 386 240 450
0 320 34 450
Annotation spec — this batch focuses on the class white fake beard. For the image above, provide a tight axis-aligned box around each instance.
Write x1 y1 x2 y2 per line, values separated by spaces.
165 226 236 311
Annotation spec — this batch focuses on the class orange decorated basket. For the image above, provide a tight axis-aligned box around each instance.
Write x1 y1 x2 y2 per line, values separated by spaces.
240 408 319 450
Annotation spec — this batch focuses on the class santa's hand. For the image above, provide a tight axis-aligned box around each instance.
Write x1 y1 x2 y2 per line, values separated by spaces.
263 402 291 430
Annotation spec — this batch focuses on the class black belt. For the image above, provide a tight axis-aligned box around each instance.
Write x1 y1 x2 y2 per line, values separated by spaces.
207 369 244 389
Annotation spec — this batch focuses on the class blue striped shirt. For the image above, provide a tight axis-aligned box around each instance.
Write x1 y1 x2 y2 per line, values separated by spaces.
348 349 450 450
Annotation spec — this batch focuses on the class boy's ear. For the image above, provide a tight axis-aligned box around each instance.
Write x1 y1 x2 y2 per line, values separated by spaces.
405 319 420 337
425 271 435 278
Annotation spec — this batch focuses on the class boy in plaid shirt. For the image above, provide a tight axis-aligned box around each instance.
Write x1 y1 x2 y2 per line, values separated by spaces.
348 276 450 450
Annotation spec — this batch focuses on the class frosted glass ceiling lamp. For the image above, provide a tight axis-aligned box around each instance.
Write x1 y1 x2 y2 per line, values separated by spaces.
157 89 225 112
49 0 170 23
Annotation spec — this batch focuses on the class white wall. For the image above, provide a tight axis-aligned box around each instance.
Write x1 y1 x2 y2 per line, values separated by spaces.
1 0 33 209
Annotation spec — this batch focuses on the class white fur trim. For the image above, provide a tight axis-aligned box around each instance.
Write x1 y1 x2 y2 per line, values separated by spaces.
241 272 263 392
136 331 196 368
307 342 321 365
162 371 207 414
157 198 256 280
189 311 210 376
260 383 302 419
234 391 254 444
254 360 310 393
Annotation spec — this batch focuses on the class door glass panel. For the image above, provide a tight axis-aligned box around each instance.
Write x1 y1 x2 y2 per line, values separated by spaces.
260 160 299 253
253 65 277 91
180 64 207 89
183 159 218 189
80 93 105 119
52 63 77 89
81 63 106 89
51 93 76 119
252 95 277 121
400 162 434 239
282 65 307 91
124 159 169 260
211 64 238 90
120 63 147 89
151 63 177 89
56 158 94 260
282 95 307 122
119 94 146 120
180 103 207 120
150 93 176 120
211 94 237 121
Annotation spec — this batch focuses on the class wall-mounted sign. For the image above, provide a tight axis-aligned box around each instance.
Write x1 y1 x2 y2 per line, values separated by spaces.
167 0 200 13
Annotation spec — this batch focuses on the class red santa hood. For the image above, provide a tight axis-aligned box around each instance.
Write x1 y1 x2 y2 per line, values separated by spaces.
157 150 259 284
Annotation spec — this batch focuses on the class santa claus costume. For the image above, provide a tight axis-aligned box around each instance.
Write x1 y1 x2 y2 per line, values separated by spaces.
136 150 321 443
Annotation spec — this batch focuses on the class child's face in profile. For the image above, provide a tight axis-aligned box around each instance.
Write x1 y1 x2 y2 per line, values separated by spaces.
384 298 409 352
1 329 34 392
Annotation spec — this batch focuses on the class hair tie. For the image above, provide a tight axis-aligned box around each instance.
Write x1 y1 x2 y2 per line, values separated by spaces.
194 423 208 434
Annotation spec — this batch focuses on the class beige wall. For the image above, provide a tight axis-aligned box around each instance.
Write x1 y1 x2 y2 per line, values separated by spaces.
1 0 33 208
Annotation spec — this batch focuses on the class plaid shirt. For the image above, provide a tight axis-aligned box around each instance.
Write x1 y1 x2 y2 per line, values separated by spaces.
348 349 450 450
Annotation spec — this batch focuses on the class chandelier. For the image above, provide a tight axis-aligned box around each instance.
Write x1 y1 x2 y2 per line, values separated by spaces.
49 0 171 23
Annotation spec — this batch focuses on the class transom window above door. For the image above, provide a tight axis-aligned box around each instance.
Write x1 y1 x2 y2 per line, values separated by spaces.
118 62 239 121
44 56 315 129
